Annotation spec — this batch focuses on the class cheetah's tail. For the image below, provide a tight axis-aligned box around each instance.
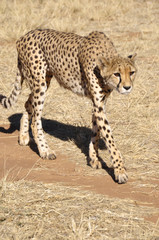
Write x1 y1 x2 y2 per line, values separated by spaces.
0 68 23 109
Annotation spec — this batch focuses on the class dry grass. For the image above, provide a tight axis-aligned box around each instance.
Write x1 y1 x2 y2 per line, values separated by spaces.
0 0 135 41
0 179 159 240
0 0 159 239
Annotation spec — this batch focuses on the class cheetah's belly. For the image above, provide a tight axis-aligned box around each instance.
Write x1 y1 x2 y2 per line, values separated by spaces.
53 72 86 96
46 47 89 96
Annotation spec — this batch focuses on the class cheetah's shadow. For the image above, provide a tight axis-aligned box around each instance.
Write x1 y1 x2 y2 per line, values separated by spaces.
0 113 115 181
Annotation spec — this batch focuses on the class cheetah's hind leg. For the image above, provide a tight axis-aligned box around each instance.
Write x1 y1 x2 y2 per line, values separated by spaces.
19 93 33 146
30 75 56 160
88 113 102 169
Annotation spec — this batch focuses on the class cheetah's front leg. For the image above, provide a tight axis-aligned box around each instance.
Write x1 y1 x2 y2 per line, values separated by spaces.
90 104 128 183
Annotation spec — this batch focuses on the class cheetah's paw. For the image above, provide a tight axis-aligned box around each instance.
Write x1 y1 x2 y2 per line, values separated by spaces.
89 159 102 169
40 150 56 160
19 134 30 146
114 168 128 184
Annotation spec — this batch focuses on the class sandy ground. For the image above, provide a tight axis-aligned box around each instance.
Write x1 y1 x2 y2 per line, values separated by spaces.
0 124 159 224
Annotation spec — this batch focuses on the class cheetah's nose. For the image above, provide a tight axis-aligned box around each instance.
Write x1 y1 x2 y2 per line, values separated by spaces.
123 86 131 91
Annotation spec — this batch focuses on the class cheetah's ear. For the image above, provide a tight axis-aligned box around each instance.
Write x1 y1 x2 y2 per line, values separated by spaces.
97 56 110 70
128 53 137 62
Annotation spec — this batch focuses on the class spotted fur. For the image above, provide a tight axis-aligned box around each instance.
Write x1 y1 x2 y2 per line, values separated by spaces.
0 29 137 183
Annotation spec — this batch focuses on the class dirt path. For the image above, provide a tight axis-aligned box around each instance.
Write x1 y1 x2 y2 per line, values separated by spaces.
0 125 159 224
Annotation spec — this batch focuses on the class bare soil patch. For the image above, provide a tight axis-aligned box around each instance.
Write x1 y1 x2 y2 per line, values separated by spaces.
0 124 159 224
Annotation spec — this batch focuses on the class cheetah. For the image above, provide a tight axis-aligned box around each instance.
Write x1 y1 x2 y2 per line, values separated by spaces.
0 29 137 183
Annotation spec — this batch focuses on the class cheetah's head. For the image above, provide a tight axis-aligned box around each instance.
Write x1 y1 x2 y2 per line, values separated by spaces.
97 54 137 94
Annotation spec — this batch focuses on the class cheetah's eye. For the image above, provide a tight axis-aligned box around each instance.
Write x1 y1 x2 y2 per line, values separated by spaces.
113 72 121 77
130 71 135 76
